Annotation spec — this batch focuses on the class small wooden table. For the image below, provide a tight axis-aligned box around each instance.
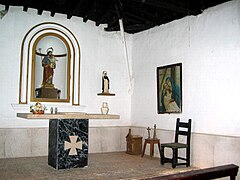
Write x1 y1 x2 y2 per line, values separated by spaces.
141 138 160 158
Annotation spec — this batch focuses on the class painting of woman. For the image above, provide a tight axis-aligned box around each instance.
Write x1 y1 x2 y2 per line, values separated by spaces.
157 63 182 113
161 77 180 112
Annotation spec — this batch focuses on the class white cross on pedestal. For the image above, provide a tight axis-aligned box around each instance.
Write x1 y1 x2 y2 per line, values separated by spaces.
64 135 83 155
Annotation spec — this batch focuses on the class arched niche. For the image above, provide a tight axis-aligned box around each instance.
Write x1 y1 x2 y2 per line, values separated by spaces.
31 33 71 102
18 22 81 107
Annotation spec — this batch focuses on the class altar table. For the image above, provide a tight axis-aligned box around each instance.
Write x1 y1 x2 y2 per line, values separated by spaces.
17 113 120 169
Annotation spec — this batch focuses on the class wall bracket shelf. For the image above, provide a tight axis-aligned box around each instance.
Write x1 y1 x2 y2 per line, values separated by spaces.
97 93 115 96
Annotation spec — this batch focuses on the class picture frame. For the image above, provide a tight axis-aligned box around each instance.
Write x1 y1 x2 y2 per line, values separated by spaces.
157 63 182 114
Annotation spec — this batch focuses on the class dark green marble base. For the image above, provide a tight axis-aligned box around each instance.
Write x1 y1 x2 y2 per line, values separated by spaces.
48 119 88 169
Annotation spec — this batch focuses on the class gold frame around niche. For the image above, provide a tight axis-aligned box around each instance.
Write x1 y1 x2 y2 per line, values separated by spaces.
31 32 71 103
19 22 81 105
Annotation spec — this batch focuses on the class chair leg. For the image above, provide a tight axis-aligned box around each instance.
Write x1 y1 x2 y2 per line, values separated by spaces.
172 149 177 168
186 148 190 167
160 147 165 165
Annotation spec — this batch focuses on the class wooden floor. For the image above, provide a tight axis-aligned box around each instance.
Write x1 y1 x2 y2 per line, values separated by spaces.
0 152 197 180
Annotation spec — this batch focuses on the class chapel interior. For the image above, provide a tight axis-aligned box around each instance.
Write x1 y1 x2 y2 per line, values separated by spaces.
0 0 240 179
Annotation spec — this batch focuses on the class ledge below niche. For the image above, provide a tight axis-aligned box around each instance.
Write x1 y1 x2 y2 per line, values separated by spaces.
11 103 87 113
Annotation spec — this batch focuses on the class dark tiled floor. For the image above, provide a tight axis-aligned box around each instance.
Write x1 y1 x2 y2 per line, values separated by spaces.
0 152 196 180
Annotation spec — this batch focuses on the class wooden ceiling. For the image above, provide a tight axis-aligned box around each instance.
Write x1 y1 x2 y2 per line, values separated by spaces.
0 0 231 34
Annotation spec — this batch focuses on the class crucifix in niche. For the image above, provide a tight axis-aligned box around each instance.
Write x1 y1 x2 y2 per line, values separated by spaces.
35 47 67 99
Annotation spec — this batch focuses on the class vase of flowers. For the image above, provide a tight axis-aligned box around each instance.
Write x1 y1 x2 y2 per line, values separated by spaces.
30 102 47 114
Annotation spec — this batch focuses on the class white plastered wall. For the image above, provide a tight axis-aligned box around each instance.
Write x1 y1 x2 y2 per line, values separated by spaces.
131 0 240 137
131 0 240 172
0 5 132 128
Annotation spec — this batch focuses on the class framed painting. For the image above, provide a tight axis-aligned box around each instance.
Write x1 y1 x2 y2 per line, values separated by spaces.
157 63 182 114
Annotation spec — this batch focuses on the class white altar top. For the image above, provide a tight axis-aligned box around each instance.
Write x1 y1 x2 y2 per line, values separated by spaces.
17 113 120 119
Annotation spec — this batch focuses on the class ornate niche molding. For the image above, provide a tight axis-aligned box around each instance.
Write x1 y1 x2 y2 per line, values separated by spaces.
31 32 71 103
19 22 81 106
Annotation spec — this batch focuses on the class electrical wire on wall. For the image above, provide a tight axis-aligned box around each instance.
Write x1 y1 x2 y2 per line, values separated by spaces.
187 0 191 48
119 19 133 95
114 0 133 94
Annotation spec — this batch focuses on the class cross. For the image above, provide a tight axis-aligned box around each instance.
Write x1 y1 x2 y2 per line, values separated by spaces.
64 135 83 156
147 127 151 139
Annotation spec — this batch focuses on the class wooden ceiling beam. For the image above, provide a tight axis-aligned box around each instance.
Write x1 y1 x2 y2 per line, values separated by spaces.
132 0 200 15
123 5 156 24
105 24 120 32
37 9 43 15
23 6 28 12
95 2 115 26
105 15 120 31
5 4 9 11
123 22 154 34
104 0 125 30
36 0 46 15
123 12 149 24
50 11 55 17
67 1 84 19
96 8 112 26
113 0 123 19
107 16 119 27
23 0 31 12
81 0 96 23
94 1 104 26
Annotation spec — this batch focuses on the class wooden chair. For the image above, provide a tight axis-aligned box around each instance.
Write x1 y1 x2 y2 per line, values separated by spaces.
160 118 192 168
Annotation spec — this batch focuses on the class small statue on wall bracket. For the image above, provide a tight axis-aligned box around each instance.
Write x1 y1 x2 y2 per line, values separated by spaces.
97 71 115 96
102 71 110 93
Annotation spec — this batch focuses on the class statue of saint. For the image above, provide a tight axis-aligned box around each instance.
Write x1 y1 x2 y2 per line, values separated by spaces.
36 47 66 87
34 47 67 99
102 71 110 93
41 47 57 86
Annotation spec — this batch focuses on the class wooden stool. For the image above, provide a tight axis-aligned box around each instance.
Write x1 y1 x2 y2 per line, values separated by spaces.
141 138 160 158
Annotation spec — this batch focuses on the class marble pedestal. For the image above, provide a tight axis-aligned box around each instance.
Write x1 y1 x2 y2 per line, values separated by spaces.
48 119 88 169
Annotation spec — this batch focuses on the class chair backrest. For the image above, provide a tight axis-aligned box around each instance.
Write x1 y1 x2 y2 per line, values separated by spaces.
174 118 192 145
